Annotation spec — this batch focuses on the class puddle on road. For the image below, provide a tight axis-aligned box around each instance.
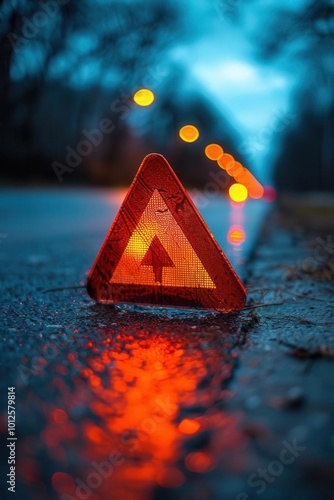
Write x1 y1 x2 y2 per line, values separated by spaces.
18 308 250 500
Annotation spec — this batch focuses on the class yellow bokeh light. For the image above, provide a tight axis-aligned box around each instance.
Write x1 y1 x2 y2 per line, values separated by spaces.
133 88 155 106
229 183 248 203
179 125 200 143
205 144 224 161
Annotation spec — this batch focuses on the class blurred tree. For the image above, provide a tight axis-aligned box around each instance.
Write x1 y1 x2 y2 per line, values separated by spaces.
234 0 334 190
0 0 183 180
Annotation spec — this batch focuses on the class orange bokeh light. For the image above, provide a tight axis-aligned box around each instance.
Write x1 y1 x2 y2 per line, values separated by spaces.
229 183 248 203
248 181 264 199
205 144 224 160
51 409 68 424
215 148 263 199
227 225 246 246
185 451 214 473
228 160 244 177
179 125 200 143
156 467 185 488
178 418 200 435
217 153 235 171
51 472 75 495
235 168 253 185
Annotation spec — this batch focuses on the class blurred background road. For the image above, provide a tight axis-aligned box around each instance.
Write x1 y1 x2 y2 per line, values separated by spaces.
0 188 271 277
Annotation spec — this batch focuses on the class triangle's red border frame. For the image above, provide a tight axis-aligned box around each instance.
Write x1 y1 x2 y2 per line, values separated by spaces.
87 154 246 312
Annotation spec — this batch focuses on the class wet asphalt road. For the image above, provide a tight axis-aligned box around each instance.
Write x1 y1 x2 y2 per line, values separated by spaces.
1 189 334 500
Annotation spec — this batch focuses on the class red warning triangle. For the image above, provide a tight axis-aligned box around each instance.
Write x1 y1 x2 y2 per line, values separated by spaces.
87 154 246 312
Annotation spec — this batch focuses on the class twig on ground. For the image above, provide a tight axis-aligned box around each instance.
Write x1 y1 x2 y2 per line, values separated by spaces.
243 301 285 310
42 285 85 294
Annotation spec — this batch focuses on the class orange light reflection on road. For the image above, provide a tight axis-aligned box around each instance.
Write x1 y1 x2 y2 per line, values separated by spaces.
228 192 246 267
22 323 250 500
227 225 246 246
